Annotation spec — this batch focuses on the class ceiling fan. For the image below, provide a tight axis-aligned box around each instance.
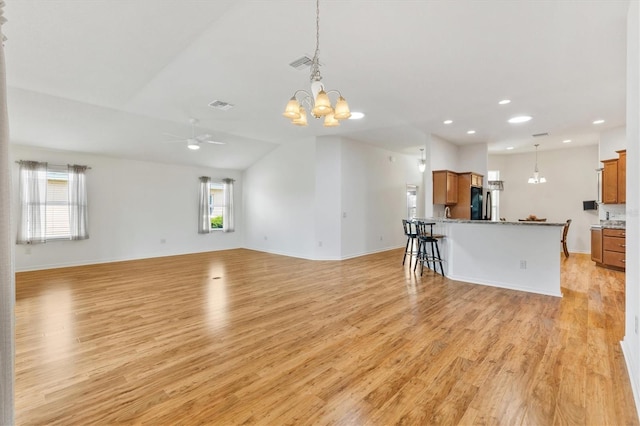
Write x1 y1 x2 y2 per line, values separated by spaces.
164 118 225 150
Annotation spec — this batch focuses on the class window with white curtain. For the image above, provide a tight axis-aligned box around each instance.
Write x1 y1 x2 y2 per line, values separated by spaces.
198 177 235 233
17 161 89 244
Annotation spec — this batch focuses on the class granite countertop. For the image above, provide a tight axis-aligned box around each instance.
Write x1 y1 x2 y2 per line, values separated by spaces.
415 218 565 227
594 220 626 230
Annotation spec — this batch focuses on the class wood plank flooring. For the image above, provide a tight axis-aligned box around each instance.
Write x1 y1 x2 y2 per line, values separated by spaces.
15 249 638 425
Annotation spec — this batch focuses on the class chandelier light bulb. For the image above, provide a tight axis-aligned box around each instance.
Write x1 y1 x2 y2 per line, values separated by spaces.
333 96 351 120
283 97 301 119
418 148 426 173
323 112 340 127
312 90 333 117
292 107 309 126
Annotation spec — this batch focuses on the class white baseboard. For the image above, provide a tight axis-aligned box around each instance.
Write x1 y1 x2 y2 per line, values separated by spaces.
621 338 640 421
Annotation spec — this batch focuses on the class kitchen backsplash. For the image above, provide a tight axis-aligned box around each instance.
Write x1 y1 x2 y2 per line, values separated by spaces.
599 203 626 221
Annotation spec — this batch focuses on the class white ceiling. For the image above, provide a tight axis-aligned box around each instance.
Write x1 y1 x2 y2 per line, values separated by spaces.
3 0 629 169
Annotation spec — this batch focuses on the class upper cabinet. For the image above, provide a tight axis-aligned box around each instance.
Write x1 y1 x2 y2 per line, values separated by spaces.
602 159 618 204
433 170 458 205
470 173 483 188
617 149 626 204
601 149 626 204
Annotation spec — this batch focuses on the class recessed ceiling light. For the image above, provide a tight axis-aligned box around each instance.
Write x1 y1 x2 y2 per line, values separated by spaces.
443 120 453 124
467 130 476 135
593 119 605 124
563 139 572 143
506 146 515 150
348 112 365 120
498 99 511 105
508 116 532 124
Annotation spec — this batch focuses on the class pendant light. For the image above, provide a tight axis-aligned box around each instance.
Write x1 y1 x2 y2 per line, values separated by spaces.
418 149 426 173
282 0 351 127
528 144 546 184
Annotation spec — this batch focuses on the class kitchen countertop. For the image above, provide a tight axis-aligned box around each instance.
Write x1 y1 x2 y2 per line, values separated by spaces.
591 220 626 230
417 218 565 227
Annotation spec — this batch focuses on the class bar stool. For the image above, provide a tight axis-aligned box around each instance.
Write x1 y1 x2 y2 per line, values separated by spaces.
413 221 445 276
402 219 418 267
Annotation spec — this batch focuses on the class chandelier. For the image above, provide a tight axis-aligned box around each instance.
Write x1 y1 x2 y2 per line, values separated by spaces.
282 0 351 127
528 144 547 184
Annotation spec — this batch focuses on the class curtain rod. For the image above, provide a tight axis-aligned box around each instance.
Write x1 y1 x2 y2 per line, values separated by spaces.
15 161 91 169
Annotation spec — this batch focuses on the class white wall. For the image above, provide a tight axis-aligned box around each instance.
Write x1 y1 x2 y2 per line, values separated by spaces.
243 136 423 260
11 145 243 271
314 136 342 259
489 145 599 254
430 134 459 171
430 134 459 217
458 143 488 180
243 138 317 259
340 138 423 259
600 126 626 161
622 0 640 415
598 126 627 221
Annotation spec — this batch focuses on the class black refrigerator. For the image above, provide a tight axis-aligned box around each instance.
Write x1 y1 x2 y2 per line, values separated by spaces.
470 187 483 220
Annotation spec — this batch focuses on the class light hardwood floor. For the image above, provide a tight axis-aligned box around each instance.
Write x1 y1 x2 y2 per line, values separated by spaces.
15 249 638 425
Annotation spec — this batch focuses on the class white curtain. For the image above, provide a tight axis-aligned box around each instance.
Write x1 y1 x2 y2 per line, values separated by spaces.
0 1 15 422
198 176 211 234
16 161 47 244
68 165 89 240
222 178 235 233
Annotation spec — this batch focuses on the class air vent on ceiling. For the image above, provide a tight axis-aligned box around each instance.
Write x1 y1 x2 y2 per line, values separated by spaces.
289 56 313 70
532 132 549 137
208 100 234 111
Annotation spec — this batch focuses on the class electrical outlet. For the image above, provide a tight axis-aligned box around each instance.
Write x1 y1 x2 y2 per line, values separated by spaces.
160 238 166 244
318 241 323 247
520 260 527 269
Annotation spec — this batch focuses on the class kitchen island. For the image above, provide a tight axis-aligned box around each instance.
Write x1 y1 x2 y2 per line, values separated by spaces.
417 218 566 297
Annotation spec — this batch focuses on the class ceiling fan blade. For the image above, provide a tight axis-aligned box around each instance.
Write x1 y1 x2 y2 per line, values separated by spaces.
162 139 187 143
162 132 186 139
202 140 226 145
195 133 211 141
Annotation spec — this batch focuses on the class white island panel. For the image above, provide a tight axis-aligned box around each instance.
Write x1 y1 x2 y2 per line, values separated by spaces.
443 222 563 297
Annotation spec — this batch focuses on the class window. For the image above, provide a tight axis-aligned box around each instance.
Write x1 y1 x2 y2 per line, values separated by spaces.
209 183 224 229
488 170 500 221
46 168 71 239
17 161 89 244
406 184 418 219
198 177 235 234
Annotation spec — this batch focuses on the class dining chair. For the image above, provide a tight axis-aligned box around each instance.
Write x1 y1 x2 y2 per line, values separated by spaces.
561 219 572 258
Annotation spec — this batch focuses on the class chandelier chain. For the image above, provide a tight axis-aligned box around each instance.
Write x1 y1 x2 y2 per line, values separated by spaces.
310 0 322 83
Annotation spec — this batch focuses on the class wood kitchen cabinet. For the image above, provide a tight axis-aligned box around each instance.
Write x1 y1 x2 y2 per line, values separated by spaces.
470 173 483 188
602 159 618 204
617 149 626 204
451 173 471 219
432 170 458 205
601 149 626 204
602 228 626 270
591 228 602 263
446 172 485 219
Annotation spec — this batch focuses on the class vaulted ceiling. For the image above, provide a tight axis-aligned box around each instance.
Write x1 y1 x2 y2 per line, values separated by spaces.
3 0 629 169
